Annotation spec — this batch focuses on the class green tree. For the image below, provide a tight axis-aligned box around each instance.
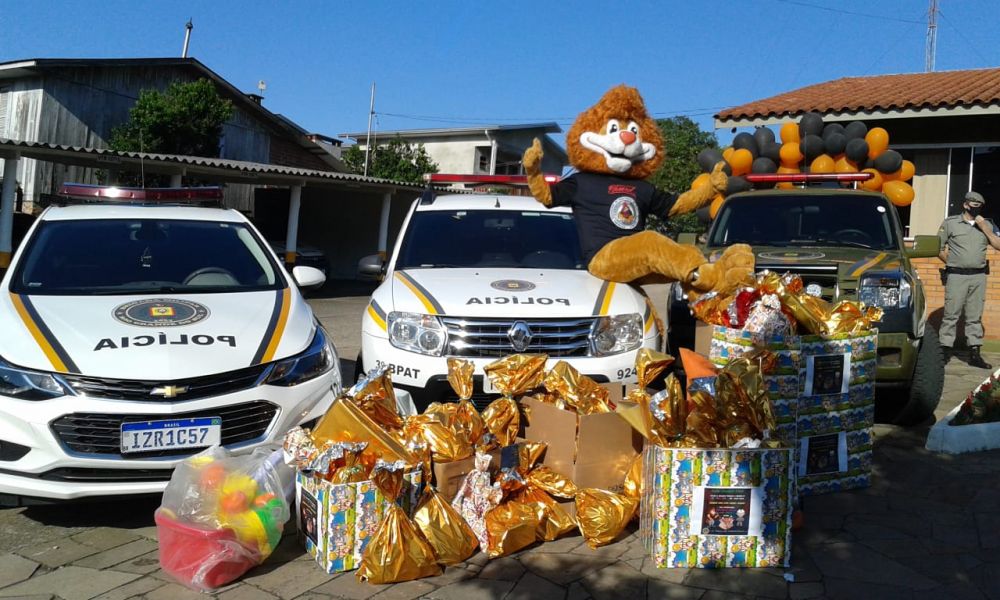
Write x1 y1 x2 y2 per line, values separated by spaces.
109 79 234 157
646 116 719 238
343 136 438 184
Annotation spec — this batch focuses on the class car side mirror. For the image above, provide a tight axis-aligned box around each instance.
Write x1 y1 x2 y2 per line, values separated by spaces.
906 235 940 259
292 265 326 290
358 254 386 281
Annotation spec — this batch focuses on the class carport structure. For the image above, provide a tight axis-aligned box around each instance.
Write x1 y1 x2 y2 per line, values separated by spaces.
0 139 426 274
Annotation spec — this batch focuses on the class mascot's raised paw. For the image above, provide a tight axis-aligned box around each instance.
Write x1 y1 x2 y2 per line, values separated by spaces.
523 138 544 174
688 244 755 297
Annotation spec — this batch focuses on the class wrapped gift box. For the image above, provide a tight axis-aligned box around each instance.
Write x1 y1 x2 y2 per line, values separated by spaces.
295 469 422 574
640 444 794 569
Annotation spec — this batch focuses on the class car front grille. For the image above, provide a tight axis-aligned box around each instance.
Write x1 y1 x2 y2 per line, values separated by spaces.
441 317 595 358
38 467 175 483
60 364 270 402
50 400 279 458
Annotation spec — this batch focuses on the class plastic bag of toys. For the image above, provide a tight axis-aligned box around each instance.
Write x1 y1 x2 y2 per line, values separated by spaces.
155 446 291 591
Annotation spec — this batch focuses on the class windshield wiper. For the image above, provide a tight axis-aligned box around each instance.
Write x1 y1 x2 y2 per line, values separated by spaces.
794 238 876 250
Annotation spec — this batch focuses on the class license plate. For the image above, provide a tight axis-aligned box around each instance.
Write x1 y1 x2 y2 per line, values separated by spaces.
482 375 499 395
120 417 221 454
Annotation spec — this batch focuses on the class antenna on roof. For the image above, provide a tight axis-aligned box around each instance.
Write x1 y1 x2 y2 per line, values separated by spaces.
182 19 193 58
925 0 938 72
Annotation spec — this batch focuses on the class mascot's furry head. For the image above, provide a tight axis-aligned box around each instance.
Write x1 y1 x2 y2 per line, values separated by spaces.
567 85 664 180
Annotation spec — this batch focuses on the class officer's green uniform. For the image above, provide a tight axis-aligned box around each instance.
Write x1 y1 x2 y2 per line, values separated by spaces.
938 214 999 348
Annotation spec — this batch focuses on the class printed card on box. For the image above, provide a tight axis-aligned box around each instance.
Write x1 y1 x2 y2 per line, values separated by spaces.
640 444 794 569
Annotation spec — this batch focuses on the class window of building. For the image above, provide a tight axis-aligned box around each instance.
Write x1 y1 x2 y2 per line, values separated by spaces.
495 149 523 175
895 149 915 237
947 147 973 216
476 146 492 173
972 146 1000 224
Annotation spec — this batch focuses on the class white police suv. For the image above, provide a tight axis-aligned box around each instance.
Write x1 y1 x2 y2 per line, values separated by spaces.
0 185 341 503
358 178 662 411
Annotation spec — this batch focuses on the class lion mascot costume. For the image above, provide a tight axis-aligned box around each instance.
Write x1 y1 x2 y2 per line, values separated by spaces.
523 85 754 296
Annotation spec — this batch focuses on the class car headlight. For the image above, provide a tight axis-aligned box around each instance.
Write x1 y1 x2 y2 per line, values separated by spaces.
859 271 911 308
265 326 340 388
387 312 447 356
0 358 70 400
591 313 644 356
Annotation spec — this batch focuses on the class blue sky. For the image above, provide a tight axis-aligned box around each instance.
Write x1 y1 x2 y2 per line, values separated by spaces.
4 1 999 145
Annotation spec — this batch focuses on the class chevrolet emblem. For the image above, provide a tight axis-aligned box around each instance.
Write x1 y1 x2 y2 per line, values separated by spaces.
150 385 188 398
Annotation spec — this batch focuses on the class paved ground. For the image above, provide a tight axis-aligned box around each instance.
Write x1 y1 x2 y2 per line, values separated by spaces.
2 292 999 599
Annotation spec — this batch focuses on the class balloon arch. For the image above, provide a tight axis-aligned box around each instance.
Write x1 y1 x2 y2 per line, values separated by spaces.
693 113 915 218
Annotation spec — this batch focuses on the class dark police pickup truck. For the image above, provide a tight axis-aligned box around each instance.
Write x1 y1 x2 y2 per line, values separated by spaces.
670 186 944 425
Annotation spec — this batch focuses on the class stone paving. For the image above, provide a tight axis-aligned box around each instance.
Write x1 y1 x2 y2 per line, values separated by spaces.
1 294 999 599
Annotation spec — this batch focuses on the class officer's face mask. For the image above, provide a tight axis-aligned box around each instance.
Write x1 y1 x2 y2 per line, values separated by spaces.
968 204 983 217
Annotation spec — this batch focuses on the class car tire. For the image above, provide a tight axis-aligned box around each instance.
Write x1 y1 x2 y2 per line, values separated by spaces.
893 326 945 426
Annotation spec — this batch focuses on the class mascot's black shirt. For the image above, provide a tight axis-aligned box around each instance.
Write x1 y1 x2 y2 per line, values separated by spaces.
548 172 678 263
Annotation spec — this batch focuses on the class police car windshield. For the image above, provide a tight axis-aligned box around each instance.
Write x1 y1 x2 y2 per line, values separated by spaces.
396 210 586 270
708 193 898 250
12 219 284 295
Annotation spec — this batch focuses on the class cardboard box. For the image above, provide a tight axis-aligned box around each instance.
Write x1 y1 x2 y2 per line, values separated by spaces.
295 469 422 574
521 383 640 495
795 332 876 495
640 444 794 569
694 321 713 356
432 448 501 503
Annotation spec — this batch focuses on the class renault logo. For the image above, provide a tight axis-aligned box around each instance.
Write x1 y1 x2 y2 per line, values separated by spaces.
150 385 189 399
507 321 533 352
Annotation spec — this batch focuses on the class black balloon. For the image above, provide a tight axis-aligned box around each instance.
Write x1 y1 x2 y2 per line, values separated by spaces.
873 149 903 174
824 132 847 156
753 127 776 152
732 132 759 157
761 141 782 162
821 123 845 140
751 157 778 174
726 175 752 195
697 148 724 173
844 121 868 140
801 134 825 161
799 112 824 137
845 138 870 163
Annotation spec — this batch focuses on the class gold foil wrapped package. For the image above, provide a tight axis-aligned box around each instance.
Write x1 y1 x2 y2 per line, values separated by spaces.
481 397 520 448
312 397 414 465
447 358 475 401
357 461 441 584
451 451 502 550
575 488 638 548
527 465 578 499
484 501 540 558
511 485 577 541
827 301 884 334
648 374 687 443
623 453 643 500
757 271 826 335
543 361 614 414
634 348 675 389
413 486 479 566
349 365 403 431
455 399 486 448
328 442 371 484
483 353 548 397
402 414 473 463
690 291 732 327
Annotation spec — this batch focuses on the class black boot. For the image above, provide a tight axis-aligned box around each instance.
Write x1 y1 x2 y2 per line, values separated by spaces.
942 346 953 363
968 346 993 370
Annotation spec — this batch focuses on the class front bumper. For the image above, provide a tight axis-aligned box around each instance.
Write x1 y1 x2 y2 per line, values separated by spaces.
362 331 659 411
874 332 919 386
0 372 338 501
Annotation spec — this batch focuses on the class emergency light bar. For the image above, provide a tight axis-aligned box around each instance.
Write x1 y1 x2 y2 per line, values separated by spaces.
58 184 224 206
744 172 873 184
423 173 561 185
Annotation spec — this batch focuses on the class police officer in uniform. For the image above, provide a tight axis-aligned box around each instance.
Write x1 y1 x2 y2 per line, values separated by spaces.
938 191 1000 368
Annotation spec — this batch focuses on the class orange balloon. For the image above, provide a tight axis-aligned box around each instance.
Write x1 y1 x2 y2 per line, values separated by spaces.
776 165 799 189
865 127 889 159
220 491 249 514
780 121 799 144
779 142 803 167
691 172 711 190
860 168 883 191
710 194 725 219
722 146 735 163
899 159 915 181
883 180 915 206
881 168 902 182
729 148 753 176
834 155 858 172
810 154 835 174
